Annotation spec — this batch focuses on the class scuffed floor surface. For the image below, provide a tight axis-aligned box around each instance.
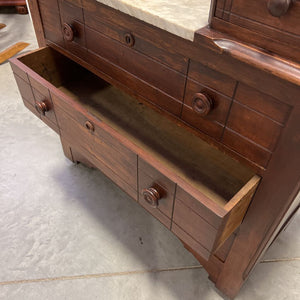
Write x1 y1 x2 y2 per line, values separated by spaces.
0 11 299 300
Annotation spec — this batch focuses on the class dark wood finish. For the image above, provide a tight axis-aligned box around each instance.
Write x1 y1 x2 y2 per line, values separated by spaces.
10 46 261 259
267 0 293 17
211 0 300 62
16 1 300 299
138 158 176 228
191 92 214 116
182 79 232 140
27 0 46 46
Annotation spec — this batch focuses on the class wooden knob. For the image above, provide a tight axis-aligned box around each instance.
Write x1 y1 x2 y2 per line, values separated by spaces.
142 187 161 208
267 0 292 17
192 93 213 116
124 33 135 47
34 100 49 116
84 120 94 132
63 23 75 41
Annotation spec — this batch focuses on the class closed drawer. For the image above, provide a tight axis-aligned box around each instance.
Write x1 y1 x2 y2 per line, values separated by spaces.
59 0 87 58
172 176 260 260
138 158 176 228
188 60 237 98
83 0 189 74
230 0 300 36
223 83 291 168
85 26 186 103
182 79 232 140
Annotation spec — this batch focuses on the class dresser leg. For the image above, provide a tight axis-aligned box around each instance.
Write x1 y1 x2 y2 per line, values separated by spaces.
61 137 95 169
61 137 75 163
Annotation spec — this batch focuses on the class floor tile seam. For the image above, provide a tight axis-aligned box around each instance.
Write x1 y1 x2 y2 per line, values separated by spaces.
0 265 203 287
0 257 299 287
260 257 300 264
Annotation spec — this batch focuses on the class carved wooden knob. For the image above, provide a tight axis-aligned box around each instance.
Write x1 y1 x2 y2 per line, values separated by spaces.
84 120 94 132
34 100 49 116
142 187 161 208
267 0 292 17
124 33 135 47
63 23 75 41
192 93 213 116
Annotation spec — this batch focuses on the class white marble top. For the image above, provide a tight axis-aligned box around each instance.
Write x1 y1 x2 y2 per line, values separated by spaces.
96 0 211 41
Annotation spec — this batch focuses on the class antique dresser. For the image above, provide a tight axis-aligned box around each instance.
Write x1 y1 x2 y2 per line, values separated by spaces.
10 0 300 298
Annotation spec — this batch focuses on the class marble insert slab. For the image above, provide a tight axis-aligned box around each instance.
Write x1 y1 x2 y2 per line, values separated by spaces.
96 0 211 41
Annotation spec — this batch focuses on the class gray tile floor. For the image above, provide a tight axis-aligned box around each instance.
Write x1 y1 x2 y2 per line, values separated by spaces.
0 11 299 300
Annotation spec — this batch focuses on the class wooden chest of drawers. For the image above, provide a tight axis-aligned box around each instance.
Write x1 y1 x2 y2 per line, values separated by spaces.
11 0 300 298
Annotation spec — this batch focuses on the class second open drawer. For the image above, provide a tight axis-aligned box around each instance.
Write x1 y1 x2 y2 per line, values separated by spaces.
10 47 260 260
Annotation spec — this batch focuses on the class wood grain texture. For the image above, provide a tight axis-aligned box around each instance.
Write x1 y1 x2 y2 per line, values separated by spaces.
138 158 176 219
211 0 300 63
85 26 186 101
0 42 29 64
13 2 300 298
216 105 300 299
226 101 283 151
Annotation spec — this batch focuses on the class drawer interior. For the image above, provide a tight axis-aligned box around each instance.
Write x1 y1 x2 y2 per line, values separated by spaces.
18 47 256 208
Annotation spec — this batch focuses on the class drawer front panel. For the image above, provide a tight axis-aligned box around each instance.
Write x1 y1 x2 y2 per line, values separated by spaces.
59 0 87 58
176 187 222 228
222 129 272 168
84 41 183 117
70 142 137 200
11 63 59 133
14 74 35 106
226 101 283 152
173 199 217 253
138 159 176 228
188 60 237 97
182 79 232 139
235 83 291 125
38 0 64 46
222 83 290 168
52 94 137 189
32 88 58 127
85 26 186 101
230 0 300 36
172 223 211 260
83 0 189 74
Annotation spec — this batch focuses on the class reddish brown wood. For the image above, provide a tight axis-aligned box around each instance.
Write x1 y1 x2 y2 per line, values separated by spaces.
138 158 175 219
191 92 214 116
10 1 300 299
62 23 74 41
267 0 293 17
141 187 161 208
34 99 49 115
211 0 300 62
226 101 283 151
27 0 46 46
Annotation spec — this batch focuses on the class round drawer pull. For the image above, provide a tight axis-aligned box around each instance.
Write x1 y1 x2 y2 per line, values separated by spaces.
84 120 95 132
63 23 75 41
124 33 135 47
267 0 292 17
142 187 161 208
192 93 214 116
34 100 49 116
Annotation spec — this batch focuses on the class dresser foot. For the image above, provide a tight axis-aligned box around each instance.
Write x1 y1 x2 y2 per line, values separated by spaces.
61 138 95 168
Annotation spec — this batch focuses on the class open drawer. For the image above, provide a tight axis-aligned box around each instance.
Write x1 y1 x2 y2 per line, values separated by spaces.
10 47 260 260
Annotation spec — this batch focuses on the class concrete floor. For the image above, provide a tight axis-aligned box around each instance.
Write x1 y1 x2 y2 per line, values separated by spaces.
0 11 299 300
